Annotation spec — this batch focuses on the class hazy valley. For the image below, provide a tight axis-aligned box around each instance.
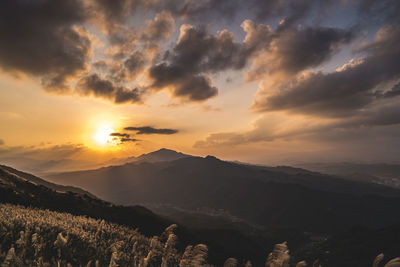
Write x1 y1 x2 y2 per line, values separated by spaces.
1 149 399 266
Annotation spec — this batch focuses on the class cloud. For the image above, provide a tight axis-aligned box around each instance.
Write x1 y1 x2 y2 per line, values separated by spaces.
110 132 139 144
194 132 247 148
252 24 400 117
141 11 175 42
195 103 400 149
124 126 178 135
0 144 86 160
381 82 400 99
120 138 139 142
147 19 354 104
148 24 253 102
358 0 400 24
0 143 133 173
245 23 355 82
0 139 4 146
92 0 135 24
357 103 400 127
0 0 396 110
158 0 336 25
110 132 130 138
0 0 92 91
76 74 142 104
109 51 147 82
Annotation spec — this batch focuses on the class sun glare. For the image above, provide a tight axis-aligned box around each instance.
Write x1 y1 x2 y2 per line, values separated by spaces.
93 125 115 146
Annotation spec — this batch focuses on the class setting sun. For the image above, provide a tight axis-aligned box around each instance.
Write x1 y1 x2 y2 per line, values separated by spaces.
93 125 115 146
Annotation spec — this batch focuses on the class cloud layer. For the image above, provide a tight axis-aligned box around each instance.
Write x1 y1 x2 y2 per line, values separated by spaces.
0 0 91 91
1 0 400 162
252 25 400 117
0 0 358 104
124 126 178 135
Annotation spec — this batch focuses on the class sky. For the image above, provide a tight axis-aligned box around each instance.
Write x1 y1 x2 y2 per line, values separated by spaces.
1 0 400 172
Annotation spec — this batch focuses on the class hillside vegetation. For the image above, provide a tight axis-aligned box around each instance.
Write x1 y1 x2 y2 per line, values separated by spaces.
0 203 195 266
1 204 399 267
0 165 170 236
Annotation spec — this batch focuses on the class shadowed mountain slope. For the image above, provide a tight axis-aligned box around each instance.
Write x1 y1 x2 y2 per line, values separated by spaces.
0 165 170 236
0 164 283 265
134 148 192 163
47 152 400 233
0 164 96 197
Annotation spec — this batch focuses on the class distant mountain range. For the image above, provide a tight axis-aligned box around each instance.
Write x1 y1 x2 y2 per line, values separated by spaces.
0 148 192 176
298 162 400 189
2 151 400 266
46 148 400 234
133 148 191 163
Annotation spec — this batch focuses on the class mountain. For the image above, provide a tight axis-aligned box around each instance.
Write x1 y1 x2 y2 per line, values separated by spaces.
129 148 192 163
0 164 290 265
2 160 399 266
0 164 96 197
0 156 105 176
298 162 400 189
46 151 400 234
0 164 171 236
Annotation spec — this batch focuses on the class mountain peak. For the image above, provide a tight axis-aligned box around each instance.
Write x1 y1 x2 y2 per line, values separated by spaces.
154 148 178 153
135 148 191 163
205 155 220 161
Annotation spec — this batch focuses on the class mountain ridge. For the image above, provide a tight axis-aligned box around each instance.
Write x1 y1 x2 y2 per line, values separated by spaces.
46 151 400 233
0 163 284 265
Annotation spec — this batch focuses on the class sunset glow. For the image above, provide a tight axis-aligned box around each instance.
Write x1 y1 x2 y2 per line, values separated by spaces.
93 125 115 147
0 0 399 170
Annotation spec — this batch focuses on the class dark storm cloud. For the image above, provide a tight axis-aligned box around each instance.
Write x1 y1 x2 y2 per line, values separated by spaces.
253 24 400 117
110 133 130 138
77 74 142 104
124 126 178 135
0 0 91 91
